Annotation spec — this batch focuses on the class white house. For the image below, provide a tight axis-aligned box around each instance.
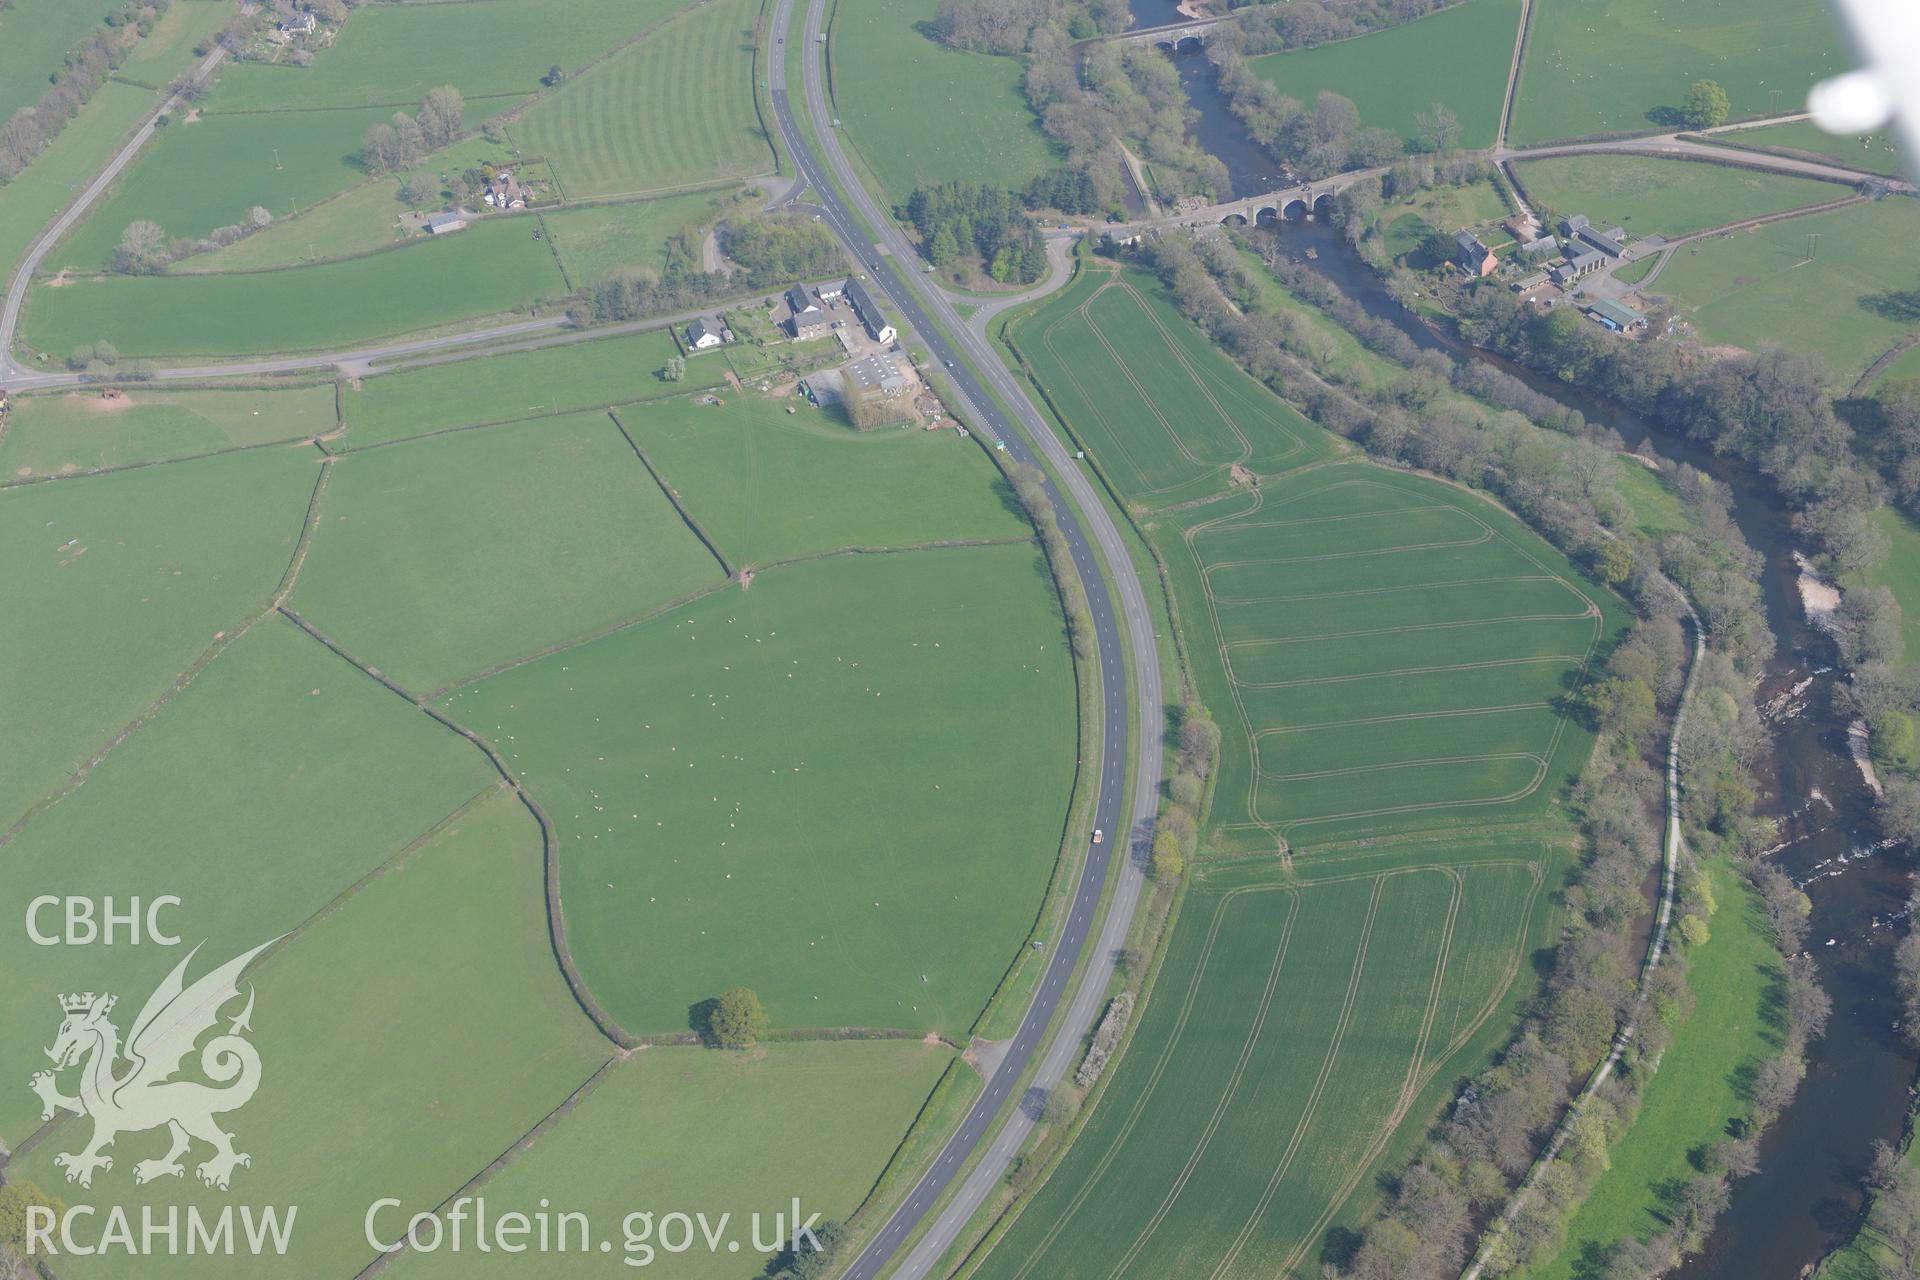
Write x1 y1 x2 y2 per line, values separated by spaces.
686 318 727 350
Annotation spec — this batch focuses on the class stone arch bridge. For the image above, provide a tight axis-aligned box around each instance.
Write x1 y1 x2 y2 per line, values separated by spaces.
1112 167 1390 238
1101 16 1233 53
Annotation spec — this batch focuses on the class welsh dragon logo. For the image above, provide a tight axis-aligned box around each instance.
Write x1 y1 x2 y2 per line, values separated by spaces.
28 939 276 1191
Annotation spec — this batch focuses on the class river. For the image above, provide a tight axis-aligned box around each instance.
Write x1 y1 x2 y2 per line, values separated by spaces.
1135 12 1919 1276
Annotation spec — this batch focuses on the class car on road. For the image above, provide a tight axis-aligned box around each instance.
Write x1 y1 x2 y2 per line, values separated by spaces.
1092 828 1103 845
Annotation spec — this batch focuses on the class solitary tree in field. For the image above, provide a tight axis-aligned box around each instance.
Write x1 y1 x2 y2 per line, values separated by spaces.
541 64 566 87
1681 79 1730 129
662 355 686 382
115 219 168 272
1415 103 1461 152
707 986 768 1049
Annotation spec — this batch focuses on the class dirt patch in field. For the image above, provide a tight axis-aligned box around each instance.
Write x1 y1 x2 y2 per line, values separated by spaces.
68 389 134 413
1229 463 1257 488
44 270 73 289
183 108 202 124
737 568 755 591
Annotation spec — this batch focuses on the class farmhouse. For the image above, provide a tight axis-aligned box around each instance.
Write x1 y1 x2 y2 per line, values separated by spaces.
784 285 829 340
845 278 896 345
1586 298 1647 331
686 318 729 349
817 280 846 301
426 211 468 235
1550 248 1605 285
1454 231 1498 277
278 11 316 35
1559 213 1590 237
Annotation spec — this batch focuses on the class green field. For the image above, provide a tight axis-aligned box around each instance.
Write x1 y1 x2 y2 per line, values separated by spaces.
975 839 1560 1280
509 0 775 201
339 328 723 447
1524 861 1780 1280
176 174 413 273
0 613 498 1143
1251 0 1520 152
1159 463 1620 851
1653 196 1920 386
1511 0 1847 144
828 0 1059 206
22 216 568 357
1843 507 1920 662
1710 119 1908 179
1 383 337 476
389 1039 954 1279
0 446 318 833
543 189 733 282
1513 154 1844 237
208 0 691 112
440 545 1076 1036
625 394 1032 564
0 0 119 120
49 104 393 273
10 788 615 1280
293 412 727 692
1006 264 1336 507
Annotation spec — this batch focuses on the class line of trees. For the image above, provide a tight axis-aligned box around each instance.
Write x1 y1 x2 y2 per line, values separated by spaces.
358 86 464 175
0 0 173 185
1007 462 1095 663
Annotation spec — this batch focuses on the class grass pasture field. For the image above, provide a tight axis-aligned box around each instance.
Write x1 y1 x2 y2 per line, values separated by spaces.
440 545 1077 1037
0 383 337 476
208 0 692 113
0 445 319 834
49 104 392 273
388 1039 955 1280
1250 0 1519 152
1522 860 1780 1280
10 788 615 1280
508 0 775 201
338 327 723 447
175 174 412 273
626 394 1032 564
22 216 568 357
1157 462 1621 853
542 188 732 282
1652 196 1920 386
974 838 1561 1280
1512 154 1845 238
1006 264 1335 507
828 0 1060 207
1511 0 1846 145
1707 120 1907 179
292 412 728 692
0 0 120 120
1843 507 1920 663
0 613 498 1144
